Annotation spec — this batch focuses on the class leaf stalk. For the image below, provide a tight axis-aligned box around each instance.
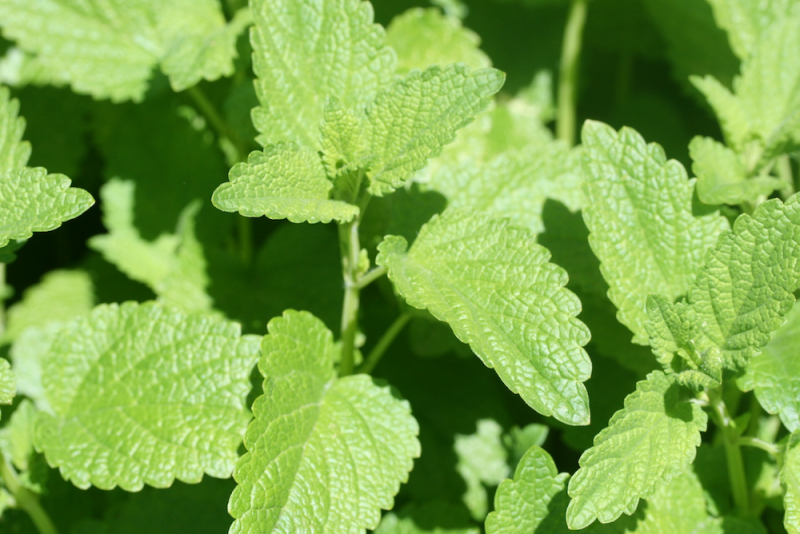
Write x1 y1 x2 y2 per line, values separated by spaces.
556 0 588 146
338 218 362 377
358 313 411 375
0 455 59 534
708 388 750 515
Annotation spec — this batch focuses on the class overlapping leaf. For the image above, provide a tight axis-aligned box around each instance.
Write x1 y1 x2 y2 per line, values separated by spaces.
0 0 249 100
229 311 420 534
90 179 211 312
680 194 800 370
377 209 591 425
739 303 800 430
35 302 261 491
705 0 795 59
783 432 800 534
385 8 490 73
566 371 707 529
212 143 359 223
250 0 395 148
581 121 728 344
689 136 781 205
692 7 800 158
0 358 14 406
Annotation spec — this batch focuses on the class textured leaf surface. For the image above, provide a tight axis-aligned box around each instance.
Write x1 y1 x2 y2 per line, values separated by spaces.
385 8 490 73
566 371 708 529
0 87 93 248
692 8 800 157
426 142 583 234
366 65 504 195
705 0 794 59
2 269 93 344
35 302 261 491
0 166 94 248
229 311 420 534
690 136 781 205
250 0 395 148
374 502 479 534
0 0 242 100
377 209 591 425
683 194 800 370
739 303 800 431
485 446 568 534
90 180 211 312
454 419 509 520
581 121 728 343
212 143 359 223
783 432 800 534
0 358 14 406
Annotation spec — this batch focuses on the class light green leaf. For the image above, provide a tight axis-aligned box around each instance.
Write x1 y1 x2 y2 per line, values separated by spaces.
89 179 211 313
738 304 800 431
374 502 479 534
34 302 261 491
0 358 14 406
692 8 800 158
377 209 591 425
161 7 252 92
0 86 93 248
705 0 795 59
250 0 395 148
690 136 782 205
566 371 708 529
229 311 420 534
2 269 93 344
485 446 568 534
0 84 30 173
0 398 36 471
367 65 504 195
0 166 94 248
212 143 359 223
455 419 509 521
0 0 244 101
581 121 728 344
783 431 800 534
385 8 490 73
425 141 583 234
320 96 371 180
682 194 800 370
10 324 59 413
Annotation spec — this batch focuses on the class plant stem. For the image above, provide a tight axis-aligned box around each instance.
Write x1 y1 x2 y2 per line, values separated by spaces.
186 86 248 161
738 436 780 457
556 0 588 146
338 219 362 377
358 313 411 375
708 389 750 515
356 266 387 289
1 456 59 534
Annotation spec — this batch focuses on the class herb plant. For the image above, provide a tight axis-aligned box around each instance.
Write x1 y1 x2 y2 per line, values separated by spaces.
0 0 799 533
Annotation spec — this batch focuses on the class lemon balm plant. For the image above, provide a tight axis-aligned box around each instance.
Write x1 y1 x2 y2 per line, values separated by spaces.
0 0 799 533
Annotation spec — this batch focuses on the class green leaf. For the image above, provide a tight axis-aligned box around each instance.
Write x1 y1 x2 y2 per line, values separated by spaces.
692 8 800 158
705 0 795 59
366 65 504 195
581 121 728 344
689 136 782 205
385 8 490 73
682 194 800 370
212 143 359 223
0 166 94 248
0 399 47 494
566 371 708 529
10 324 59 413
0 84 30 173
425 142 583 234
374 502 479 534
738 304 800 431
0 0 244 101
454 419 509 521
0 358 14 406
250 0 395 148
89 179 212 313
377 209 591 425
783 431 800 534
320 96 371 180
34 301 261 491
485 446 568 534
229 311 420 534
2 269 93 344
